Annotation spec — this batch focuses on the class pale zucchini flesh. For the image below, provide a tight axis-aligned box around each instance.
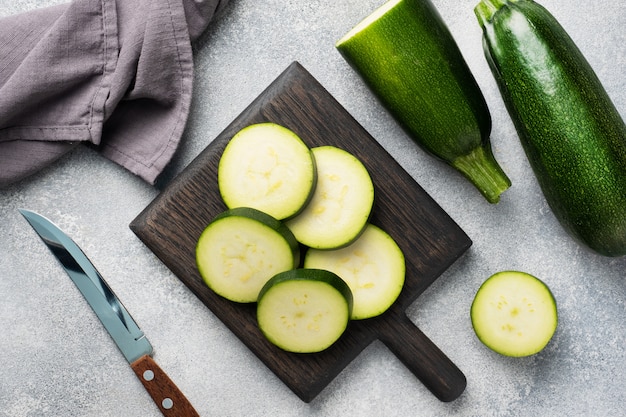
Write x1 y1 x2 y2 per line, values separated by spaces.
304 224 405 319
218 123 316 220
285 146 374 249
471 271 558 357
257 269 353 353
196 207 299 303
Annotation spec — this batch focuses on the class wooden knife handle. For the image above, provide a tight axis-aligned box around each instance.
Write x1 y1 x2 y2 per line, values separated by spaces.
131 355 200 417
379 313 466 402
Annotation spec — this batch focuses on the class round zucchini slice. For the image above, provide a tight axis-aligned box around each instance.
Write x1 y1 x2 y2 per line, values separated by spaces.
218 123 316 220
471 271 558 357
196 207 299 303
304 224 405 319
257 269 353 353
285 146 374 249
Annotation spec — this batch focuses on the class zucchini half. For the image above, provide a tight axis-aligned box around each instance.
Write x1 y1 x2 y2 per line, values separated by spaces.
336 0 511 203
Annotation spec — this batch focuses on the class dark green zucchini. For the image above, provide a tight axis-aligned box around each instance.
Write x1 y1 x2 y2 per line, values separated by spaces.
336 0 511 203
475 0 626 257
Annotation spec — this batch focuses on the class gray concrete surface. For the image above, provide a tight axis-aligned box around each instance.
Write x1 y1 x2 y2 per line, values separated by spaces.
1 1 625 416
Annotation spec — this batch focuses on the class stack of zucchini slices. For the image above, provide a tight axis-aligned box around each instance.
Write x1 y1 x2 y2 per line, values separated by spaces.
196 122 405 353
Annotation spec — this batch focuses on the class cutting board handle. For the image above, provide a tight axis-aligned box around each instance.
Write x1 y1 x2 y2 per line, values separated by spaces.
379 313 466 402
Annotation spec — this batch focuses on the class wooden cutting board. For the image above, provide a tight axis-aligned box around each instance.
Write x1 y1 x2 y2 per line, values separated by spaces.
130 62 471 403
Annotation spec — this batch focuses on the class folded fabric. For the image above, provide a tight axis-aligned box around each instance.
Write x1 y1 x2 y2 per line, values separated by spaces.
0 0 229 188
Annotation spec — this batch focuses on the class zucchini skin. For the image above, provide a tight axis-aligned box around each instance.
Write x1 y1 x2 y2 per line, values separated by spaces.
337 0 511 203
476 0 626 256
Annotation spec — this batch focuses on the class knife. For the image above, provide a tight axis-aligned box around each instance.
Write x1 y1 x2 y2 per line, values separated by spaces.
19 209 200 417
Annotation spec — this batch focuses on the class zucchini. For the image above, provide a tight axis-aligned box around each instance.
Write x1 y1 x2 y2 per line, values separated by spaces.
285 146 374 249
257 269 353 353
195 207 300 303
218 123 316 220
471 271 558 357
336 0 511 203
304 224 405 320
475 0 626 256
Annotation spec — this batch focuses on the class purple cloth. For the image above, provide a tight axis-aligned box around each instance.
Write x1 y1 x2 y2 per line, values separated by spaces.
0 0 229 187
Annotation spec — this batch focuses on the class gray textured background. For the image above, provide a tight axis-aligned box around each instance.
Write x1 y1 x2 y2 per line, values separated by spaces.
1 1 625 416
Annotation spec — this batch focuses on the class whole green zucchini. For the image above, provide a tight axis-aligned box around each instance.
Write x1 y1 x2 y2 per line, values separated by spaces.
336 0 511 203
475 0 626 256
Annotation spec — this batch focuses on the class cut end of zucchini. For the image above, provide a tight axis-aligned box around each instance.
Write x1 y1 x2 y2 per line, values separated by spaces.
451 145 511 203
218 123 316 220
471 271 558 357
196 207 300 303
304 224 405 320
336 0 401 47
257 269 353 353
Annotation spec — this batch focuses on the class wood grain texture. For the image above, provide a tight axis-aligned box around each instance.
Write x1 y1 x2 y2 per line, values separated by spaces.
130 62 472 402
131 355 200 417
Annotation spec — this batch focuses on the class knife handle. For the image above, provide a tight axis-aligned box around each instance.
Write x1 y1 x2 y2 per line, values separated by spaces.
131 355 200 417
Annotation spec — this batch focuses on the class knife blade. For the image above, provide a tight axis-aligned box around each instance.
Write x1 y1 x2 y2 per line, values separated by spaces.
19 209 200 417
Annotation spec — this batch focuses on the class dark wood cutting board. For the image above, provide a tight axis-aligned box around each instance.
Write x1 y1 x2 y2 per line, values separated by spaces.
130 62 472 403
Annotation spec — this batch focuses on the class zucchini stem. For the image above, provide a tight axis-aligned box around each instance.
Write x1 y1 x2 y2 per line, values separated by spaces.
452 146 511 204
474 0 507 28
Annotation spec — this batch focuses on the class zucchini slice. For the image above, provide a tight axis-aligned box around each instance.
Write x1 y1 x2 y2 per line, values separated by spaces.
196 207 300 303
304 224 405 319
218 123 317 220
285 146 374 249
257 269 353 353
471 271 558 357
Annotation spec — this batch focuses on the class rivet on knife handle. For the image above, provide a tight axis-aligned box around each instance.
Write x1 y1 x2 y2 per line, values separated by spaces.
131 355 200 417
